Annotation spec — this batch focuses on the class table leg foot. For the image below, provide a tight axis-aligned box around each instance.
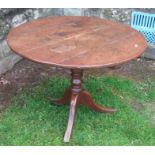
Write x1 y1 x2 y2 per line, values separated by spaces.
48 88 71 105
64 93 79 142
80 91 117 113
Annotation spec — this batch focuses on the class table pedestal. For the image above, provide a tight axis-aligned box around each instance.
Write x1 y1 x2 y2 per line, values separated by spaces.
49 69 116 142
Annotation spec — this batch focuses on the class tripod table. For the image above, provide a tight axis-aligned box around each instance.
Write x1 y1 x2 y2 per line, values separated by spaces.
7 16 147 142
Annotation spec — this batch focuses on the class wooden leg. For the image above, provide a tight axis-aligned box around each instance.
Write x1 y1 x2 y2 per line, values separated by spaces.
49 69 117 142
64 69 82 142
80 91 116 113
64 94 79 142
48 88 71 105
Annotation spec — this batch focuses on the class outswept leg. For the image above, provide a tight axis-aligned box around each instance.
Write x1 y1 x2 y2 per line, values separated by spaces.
80 91 116 113
64 94 79 142
48 88 71 105
49 69 117 142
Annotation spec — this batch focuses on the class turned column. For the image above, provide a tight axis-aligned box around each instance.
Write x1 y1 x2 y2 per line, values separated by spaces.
70 69 83 94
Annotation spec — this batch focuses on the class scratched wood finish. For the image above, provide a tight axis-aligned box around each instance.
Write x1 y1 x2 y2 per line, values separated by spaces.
7 16 147 69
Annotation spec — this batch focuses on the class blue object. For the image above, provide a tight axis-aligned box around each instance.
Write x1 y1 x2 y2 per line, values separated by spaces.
131 11 155 45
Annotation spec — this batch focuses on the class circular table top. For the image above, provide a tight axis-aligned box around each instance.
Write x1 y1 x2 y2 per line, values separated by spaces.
7 16 147 69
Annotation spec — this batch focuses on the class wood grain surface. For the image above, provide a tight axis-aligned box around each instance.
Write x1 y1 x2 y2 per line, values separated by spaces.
7 16 147 69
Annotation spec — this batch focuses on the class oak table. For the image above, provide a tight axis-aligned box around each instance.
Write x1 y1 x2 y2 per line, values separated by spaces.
7 16 147 142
